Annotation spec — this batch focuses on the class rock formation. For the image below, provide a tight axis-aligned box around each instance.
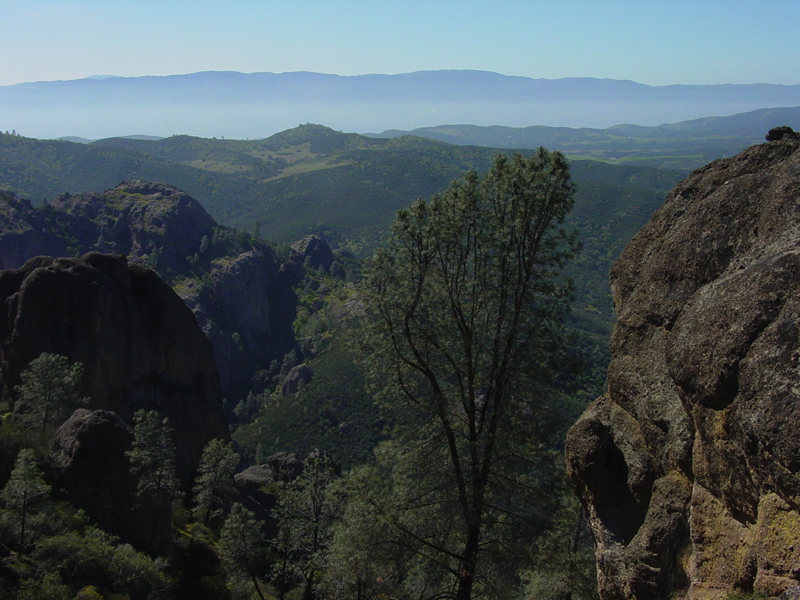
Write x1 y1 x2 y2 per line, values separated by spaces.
281 364 313 396
0 190 66 271
281 234 336 285
50 409 172 553
0 253 229 481
766 126 798 142
180 247 297 402
42 181 217 275
566 136 800 599
0 181 299 402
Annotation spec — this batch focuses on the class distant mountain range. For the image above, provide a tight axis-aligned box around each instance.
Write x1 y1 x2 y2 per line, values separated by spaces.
2 70 799 139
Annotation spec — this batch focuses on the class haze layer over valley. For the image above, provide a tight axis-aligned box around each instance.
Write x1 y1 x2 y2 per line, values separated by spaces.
3 70 800 140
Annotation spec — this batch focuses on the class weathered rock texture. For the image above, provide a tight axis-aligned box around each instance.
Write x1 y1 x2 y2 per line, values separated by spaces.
180 247 297 401
0 253 229 481
280 234 336 285
42 181 217 275
566 137 800 600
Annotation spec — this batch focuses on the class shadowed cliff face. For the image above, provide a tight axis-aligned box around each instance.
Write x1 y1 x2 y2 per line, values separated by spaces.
0 253 229 481
566 137 800 600
180 247 298 401
0 180 299 402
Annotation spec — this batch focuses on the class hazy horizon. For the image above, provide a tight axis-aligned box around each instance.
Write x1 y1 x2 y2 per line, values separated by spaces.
3 0 798 139
3 1 798 88
6 69 800 89
3 70 800 140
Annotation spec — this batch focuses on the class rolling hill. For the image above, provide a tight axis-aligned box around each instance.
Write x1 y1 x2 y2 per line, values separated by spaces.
372 106 800 170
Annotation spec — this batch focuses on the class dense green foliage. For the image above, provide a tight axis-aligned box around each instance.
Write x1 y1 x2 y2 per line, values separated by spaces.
233 343 384 470
193 440 239 526
13 353 87 432
1 449 49 546
0 127 683 254
358 151 580 599
126 410 181 554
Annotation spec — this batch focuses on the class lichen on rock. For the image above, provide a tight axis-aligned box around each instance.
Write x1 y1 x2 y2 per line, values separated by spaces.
566 136 800 600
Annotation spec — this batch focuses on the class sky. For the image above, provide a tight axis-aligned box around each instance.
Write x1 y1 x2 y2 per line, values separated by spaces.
1 0 799 88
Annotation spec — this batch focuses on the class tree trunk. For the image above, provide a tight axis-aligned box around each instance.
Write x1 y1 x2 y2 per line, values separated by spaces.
19 497 27 546
249 570 266 600
303 571 315 600
148 502 160 554
455 527 480 600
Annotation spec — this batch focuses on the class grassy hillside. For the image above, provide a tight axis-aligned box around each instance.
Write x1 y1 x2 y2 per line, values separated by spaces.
91 126 685 252
2 125 681 246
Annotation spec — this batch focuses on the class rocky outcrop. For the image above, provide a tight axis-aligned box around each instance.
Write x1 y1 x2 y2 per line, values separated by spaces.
0 191 66 270
766 126 798 141
0 253 229 481
566 137 800 599
179 247 297 402
50 409 172 553
281 364 312 396
281 234 336 284
233 453 306 534
0 181 300 404
292 235 335 271
42 181 217 275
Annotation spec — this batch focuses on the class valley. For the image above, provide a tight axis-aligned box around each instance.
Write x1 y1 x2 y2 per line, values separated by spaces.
1 116 799 600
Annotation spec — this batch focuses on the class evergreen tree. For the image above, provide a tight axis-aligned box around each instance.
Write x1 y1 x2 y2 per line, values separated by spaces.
523 496 600 600
321 465 398 600
14 352 87 432
219 503 268 600
1 448 50 545
192 439 239 526
360 150 579 599
125 410 181 553
271 453 341 600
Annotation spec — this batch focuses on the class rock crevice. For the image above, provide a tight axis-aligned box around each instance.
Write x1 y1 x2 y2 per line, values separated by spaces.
567 137 800 599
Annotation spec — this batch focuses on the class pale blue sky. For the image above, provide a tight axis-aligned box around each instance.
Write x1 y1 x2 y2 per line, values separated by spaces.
2 0 798 87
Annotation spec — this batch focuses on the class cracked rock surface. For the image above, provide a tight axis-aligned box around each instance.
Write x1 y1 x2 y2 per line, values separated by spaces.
566 137 800 600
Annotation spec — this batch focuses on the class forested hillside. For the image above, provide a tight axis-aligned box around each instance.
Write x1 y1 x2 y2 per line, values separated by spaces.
0 124 698 599
0 125 687 425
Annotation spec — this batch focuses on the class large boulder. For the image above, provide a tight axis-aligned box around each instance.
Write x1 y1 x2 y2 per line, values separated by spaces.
566 137 800 599
0 253 229 481
281 235 335 284
50 409 172 553
281 364 312 396
291 235 335 272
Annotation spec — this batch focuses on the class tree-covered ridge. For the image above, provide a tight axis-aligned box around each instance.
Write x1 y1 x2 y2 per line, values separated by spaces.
1 126 684 245
0 126 689 467
0 125 685 351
